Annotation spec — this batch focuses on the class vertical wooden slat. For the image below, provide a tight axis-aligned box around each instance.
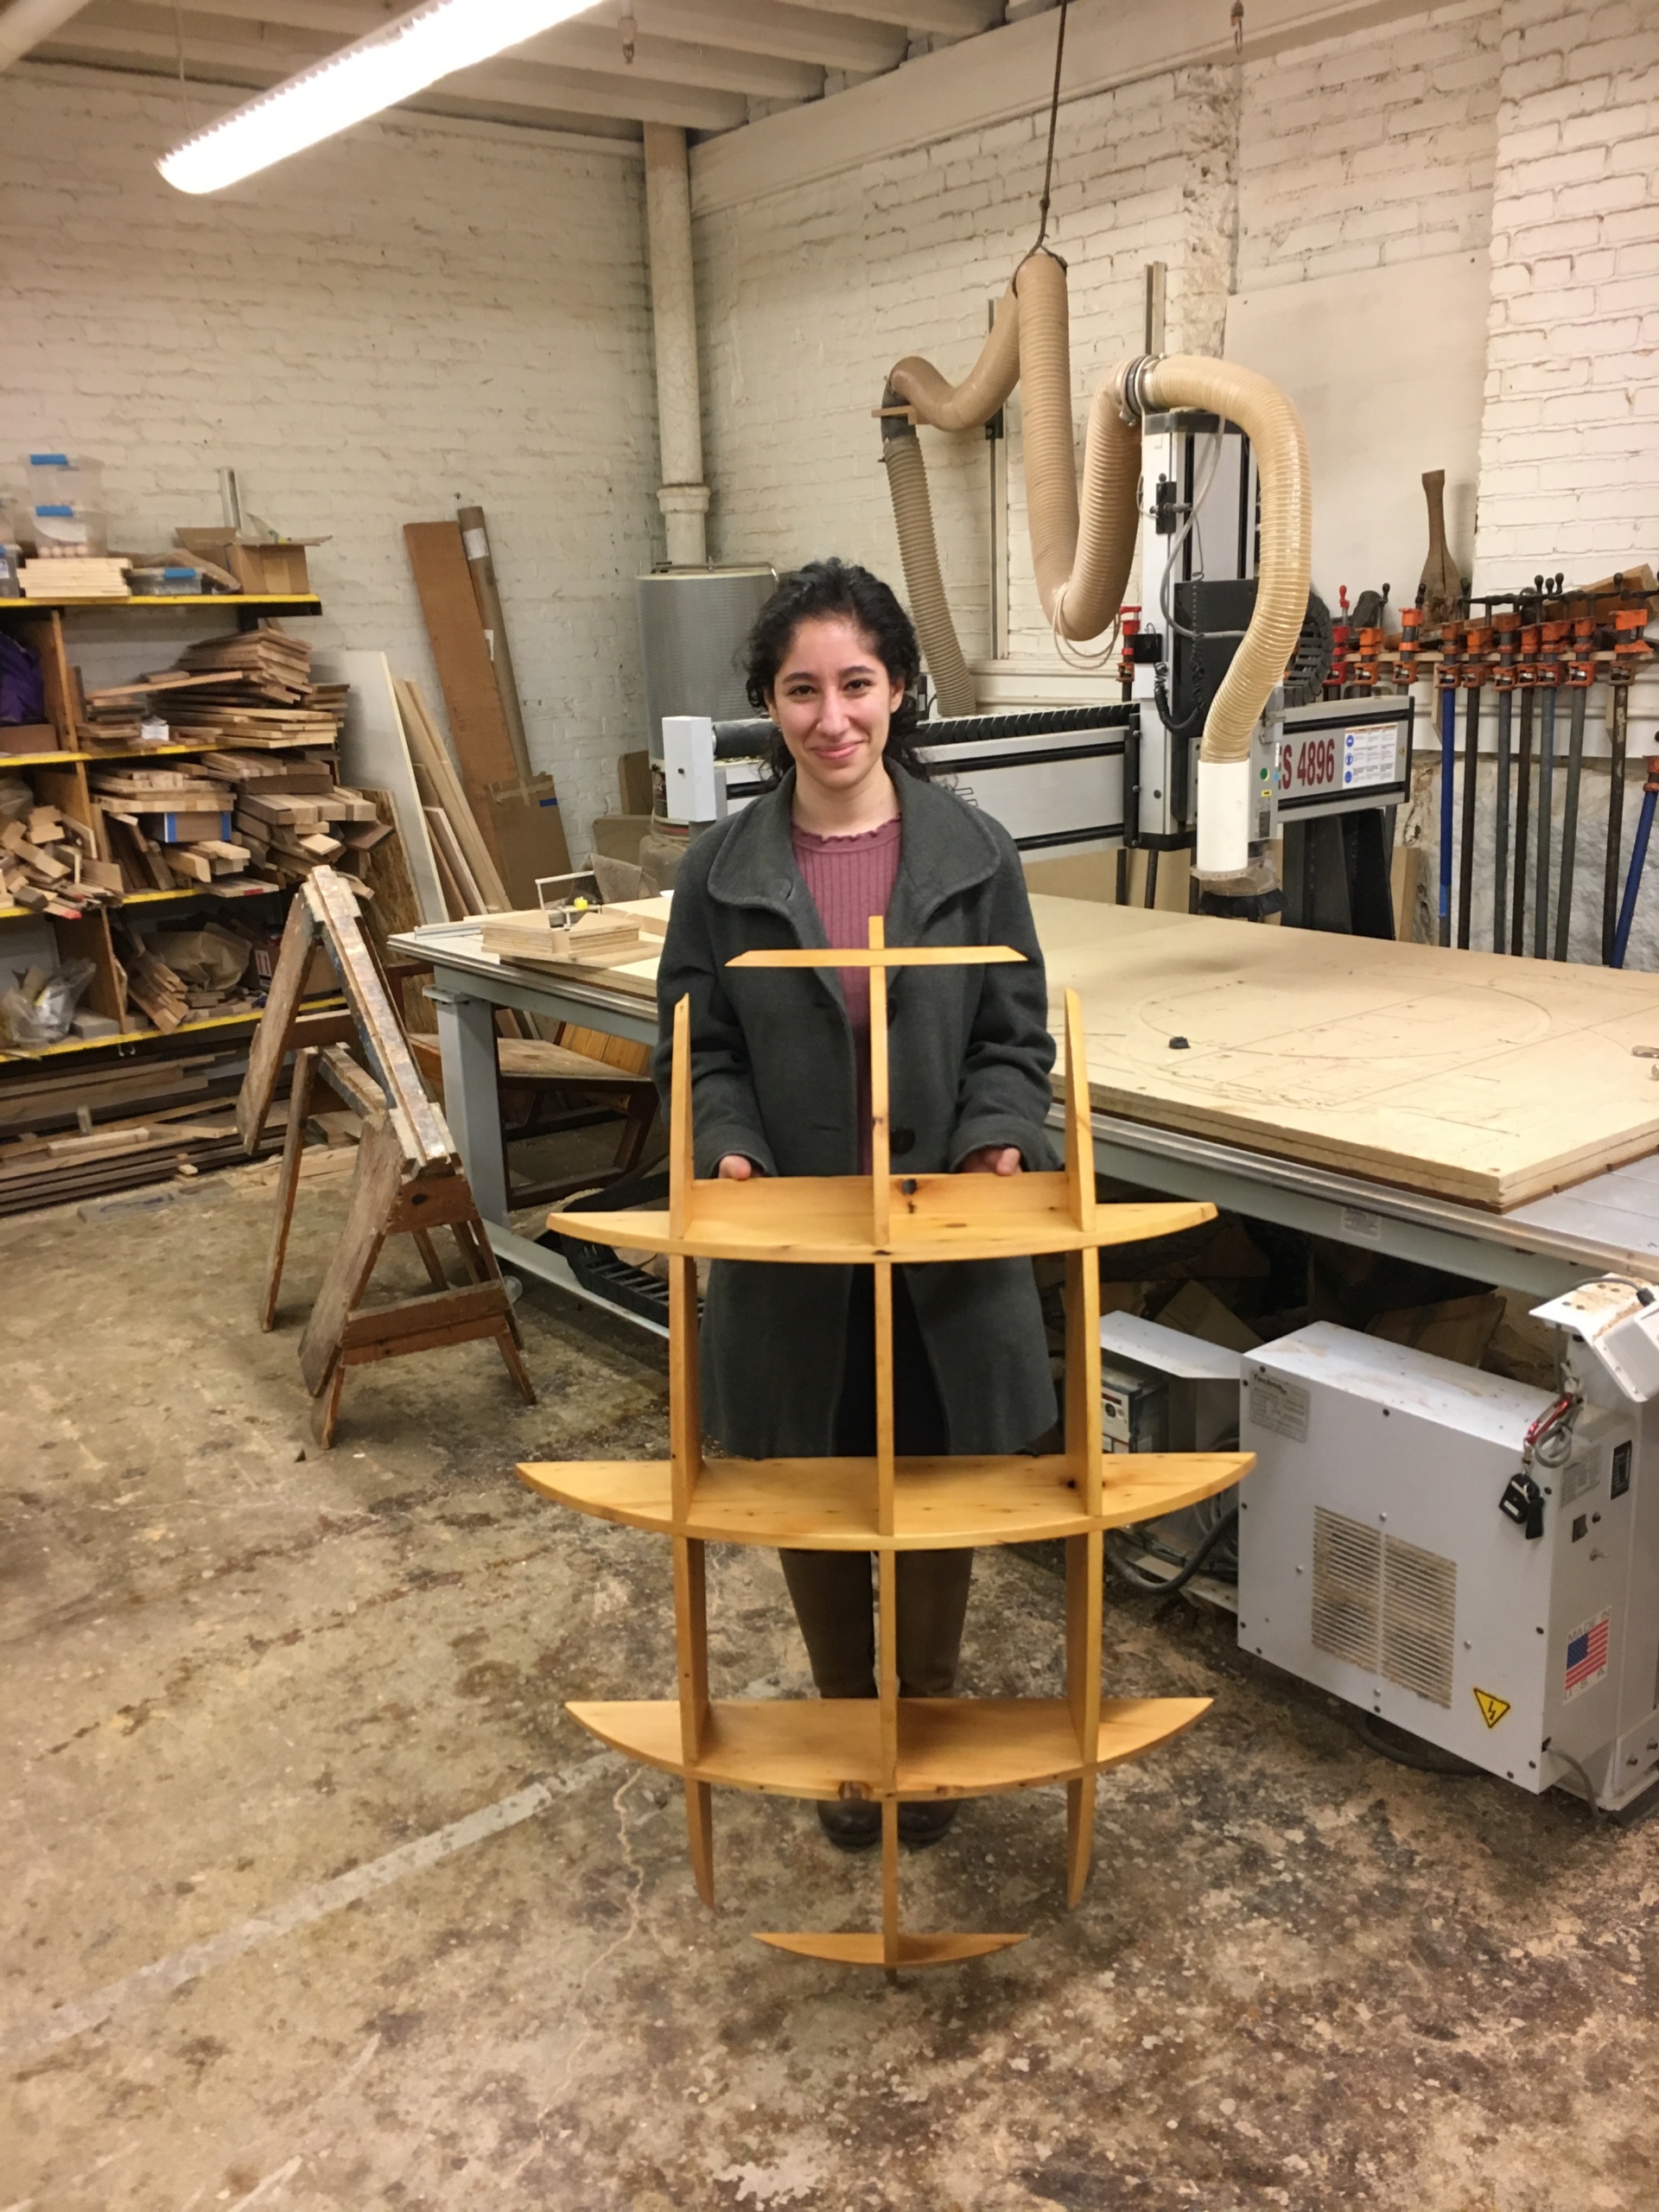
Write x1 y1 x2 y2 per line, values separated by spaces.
261 1045 318 1331
881 1798 901 1973
1065 1247 1103 1517
674 1534 715 1906
867 916 891 1250
1065 1529 1103 1907
668 992 691 1243
1062 986 1096 1236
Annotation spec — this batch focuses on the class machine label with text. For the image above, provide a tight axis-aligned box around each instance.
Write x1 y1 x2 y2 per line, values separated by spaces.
1278 725 1402 799
1249 1371 1310 1444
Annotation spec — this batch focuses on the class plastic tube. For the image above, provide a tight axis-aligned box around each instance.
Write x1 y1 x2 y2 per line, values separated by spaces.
881 249 1310 874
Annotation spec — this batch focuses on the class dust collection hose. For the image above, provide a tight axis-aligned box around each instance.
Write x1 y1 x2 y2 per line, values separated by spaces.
880 247 1312 876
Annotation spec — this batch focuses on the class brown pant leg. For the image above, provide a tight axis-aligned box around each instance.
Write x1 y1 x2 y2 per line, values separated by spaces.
779 1549 876 1699
895 1547 974 1697
779 1546 974 1699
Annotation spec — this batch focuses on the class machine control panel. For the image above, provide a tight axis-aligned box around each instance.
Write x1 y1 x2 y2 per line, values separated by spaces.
1274 698 1414 821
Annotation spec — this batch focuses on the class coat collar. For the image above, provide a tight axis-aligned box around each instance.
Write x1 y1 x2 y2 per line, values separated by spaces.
702 764 1003 945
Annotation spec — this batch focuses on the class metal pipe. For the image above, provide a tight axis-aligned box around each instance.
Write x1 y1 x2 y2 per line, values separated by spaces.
1511 683 1533 956
1457 659 1481 951
1437 677 1458 950
1612 754 1659 969
643 123 709 569
1493 684 1511 952
1603 676 1630 965
1554 687 1586 961
1534 685 1557 961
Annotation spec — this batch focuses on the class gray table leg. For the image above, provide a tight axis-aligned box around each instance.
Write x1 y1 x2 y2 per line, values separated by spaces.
431 989 507 1226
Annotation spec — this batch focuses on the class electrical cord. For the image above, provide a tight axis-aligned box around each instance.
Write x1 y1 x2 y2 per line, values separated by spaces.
1544 1742 1610 1826
1355 1714 1479 1776
1105 1504 1239 1593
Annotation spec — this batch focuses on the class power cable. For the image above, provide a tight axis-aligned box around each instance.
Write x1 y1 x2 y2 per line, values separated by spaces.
1031 0 1071 252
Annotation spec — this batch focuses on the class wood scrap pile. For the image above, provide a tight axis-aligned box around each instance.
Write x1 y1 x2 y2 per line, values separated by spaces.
194 751 390 889
120 921 264 1035
0 1046 291 1216
78 627 346 749
89 766 251 895
0 782 122 916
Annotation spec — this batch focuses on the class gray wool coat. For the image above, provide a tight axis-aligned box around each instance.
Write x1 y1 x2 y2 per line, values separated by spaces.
652 766 1059 1459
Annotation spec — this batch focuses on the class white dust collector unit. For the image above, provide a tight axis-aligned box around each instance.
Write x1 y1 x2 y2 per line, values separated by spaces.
1237 1323 1659 1813
637 568 775 766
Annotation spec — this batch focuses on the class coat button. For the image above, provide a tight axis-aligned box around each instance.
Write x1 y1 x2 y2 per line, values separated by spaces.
891 1128 915 1156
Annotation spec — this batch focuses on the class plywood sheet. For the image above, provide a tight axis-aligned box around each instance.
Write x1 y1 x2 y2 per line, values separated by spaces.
1032 895 1659 1211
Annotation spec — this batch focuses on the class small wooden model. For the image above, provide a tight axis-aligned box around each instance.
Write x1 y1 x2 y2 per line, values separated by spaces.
518 925 1249 1967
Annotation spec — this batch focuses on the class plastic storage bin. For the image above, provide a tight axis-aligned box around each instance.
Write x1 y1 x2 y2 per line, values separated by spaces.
25 454 108 557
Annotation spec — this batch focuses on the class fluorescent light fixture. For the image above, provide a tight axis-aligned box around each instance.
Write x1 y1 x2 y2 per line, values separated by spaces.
158 0 592 194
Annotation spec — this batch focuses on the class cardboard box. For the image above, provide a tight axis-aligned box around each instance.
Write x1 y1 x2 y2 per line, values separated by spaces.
0 722 60 756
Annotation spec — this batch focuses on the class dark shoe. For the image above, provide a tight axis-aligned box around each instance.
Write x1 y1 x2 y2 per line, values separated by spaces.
898 1798 961 1849
817 1797 881 1852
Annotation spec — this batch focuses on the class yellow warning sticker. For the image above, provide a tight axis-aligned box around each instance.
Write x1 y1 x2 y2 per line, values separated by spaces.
1473 1688 1511 1730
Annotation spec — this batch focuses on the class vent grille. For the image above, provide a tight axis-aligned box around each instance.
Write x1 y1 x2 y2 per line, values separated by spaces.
1382 1536 1458 1708
1311 1510 1458 1708
1312 1508 1382 1672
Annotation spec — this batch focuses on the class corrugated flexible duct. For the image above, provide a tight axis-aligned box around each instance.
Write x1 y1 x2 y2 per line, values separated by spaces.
881 248 1311 874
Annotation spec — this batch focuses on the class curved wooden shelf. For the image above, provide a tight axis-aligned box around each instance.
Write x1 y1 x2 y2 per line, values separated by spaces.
518 1450 1250 1548
553 1175 1213 1264
566 1694 1213 1800
755 1929 1026 1966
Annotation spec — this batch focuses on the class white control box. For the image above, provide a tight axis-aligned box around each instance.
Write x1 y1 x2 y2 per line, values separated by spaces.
1237 1323 1659 1808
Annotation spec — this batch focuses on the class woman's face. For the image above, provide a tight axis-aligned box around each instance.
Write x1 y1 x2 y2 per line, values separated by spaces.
765 615 905 804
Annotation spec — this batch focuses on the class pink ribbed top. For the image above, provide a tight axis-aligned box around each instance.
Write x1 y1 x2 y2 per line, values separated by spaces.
791 815 902 1173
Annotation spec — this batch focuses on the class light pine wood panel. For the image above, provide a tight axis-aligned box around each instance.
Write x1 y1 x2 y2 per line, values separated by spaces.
1033 893 1659 1209
550 1178 1212 1263
564 1695 1215 1799
516 1451 1249 1548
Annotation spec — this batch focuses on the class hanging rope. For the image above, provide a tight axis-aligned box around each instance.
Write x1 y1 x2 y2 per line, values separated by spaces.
1031 0 1071 251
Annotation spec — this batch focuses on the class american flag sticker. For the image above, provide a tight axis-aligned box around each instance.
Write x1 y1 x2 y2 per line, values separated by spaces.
1564 1610 1611 1700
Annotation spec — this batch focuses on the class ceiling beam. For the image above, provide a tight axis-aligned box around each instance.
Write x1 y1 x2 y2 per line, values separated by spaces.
0 0 96 68
40 16 748 130
522 21 821 100
626 0 902 75
786 0 1002 34
442 55 747 131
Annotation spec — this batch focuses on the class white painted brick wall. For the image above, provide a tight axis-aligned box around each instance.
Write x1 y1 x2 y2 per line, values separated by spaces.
0 65 659 855
1472 0 1659 585
696 66 1239 667
1236 0 1503 289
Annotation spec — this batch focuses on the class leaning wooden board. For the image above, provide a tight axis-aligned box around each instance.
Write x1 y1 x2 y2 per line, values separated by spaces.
1032 896 1659 1211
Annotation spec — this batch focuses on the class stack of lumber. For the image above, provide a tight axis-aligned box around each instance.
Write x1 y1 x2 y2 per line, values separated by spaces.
478 897 669 998
19 557 129 600
0 1044 290 1214
90 766 255 894
197 755 388 887
77 630 345 750
1 795 122 916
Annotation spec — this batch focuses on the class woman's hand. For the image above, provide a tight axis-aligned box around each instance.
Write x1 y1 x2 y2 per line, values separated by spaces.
959 1145 1022 1176
716 1154 763 1180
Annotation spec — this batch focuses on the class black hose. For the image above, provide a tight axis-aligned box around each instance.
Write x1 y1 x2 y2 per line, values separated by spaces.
1106 1505 1238 1593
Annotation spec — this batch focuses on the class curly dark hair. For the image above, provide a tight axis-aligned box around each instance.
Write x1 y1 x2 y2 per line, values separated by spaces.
742 557 930 784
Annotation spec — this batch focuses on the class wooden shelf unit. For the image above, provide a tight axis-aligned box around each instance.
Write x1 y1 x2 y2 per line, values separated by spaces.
0 595 327 1049
517 924 1249 1970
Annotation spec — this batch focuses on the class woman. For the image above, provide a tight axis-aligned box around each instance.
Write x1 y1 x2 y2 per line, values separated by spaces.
652 558 1058 1852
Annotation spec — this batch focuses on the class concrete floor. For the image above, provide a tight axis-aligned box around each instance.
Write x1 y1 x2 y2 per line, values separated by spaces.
3 1151 1657 2212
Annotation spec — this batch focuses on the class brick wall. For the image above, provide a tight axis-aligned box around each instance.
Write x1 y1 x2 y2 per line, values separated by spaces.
1237 0 1503 289
1473 0 1659 584
0 65 658 854
696 66 1240 666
